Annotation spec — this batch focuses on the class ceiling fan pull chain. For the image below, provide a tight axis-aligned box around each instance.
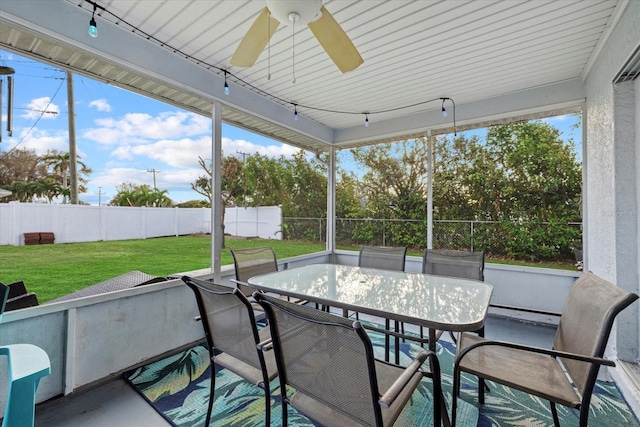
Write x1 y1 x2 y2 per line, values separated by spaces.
291 18 296 84
267 10 271 80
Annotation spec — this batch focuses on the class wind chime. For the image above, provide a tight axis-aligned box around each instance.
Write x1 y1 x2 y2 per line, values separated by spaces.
0 65 15 143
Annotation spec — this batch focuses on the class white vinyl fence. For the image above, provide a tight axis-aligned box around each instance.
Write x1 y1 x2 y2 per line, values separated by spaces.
0 202 282 246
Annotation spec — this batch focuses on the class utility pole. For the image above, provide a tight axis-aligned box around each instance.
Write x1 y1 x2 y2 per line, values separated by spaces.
236 150 250 161
98 187 103 206
146 168 161 190
67 71 79 204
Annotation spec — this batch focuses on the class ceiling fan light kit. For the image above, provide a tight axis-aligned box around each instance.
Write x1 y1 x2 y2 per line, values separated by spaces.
266 0 322 26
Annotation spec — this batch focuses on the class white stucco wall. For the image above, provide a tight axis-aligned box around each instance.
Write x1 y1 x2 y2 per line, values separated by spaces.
585 0 640 361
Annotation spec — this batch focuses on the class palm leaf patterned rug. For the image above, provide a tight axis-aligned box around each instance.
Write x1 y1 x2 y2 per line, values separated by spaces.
125 328 640 427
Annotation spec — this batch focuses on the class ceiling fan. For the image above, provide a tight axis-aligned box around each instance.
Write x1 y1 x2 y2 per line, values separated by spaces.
230 0 363 73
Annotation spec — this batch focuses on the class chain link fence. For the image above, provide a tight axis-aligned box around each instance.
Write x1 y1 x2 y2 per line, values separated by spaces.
283 217 582 262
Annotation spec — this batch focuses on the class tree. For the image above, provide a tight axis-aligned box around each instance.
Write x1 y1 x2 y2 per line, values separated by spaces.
335 171 363 219
109 183 173 207
485 121 581 221
242 154 288 207
434 121 581 223
281 151 327 218
40 150 93 203
190 155 247 247
0 148 76 202
351 139 430 220
433 133 497 220
348 139 431 247
432 121 582 259
0 148 48 187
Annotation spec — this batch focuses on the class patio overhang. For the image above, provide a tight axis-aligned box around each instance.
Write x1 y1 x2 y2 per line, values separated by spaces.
0 0 603 151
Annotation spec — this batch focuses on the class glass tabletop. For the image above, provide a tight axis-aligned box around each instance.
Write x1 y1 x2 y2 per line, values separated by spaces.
248 263 493 332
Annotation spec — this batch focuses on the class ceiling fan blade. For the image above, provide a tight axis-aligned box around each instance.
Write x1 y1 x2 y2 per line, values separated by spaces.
308 6 363 73
230 7 280 67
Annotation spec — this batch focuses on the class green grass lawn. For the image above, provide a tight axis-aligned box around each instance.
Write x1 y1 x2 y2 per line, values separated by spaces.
0 236 326 303
0 236 576 304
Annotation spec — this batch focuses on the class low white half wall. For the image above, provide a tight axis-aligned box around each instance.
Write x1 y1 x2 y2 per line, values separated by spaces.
0 275 217 405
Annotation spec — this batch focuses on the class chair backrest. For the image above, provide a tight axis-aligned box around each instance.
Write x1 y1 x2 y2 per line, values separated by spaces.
230 247 278 296
422 249 485 281
554 272 638 396
182 276 264 370
255 292 384 426
358 245 407 271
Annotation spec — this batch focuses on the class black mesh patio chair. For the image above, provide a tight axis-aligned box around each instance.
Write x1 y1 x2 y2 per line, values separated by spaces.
356 245 408 362
182 276 278 427
254 292 442 427
419 249 486 345
423 249 484 281
358 245 407 271
231 247 280 296
451 271 639 427
230 246 306 306
350 245 406 316
354 245 407 353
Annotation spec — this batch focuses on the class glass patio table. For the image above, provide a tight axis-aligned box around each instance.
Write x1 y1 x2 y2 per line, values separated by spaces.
247 263 494 354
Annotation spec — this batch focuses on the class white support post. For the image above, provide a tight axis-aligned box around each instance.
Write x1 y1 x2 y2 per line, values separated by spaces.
427 130 433 249
326 147 336 255
211 102 222 281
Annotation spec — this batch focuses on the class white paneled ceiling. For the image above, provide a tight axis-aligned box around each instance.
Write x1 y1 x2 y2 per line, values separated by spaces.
0 0 626 151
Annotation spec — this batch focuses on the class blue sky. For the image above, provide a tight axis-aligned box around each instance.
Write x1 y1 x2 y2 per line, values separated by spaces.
0 49 581 205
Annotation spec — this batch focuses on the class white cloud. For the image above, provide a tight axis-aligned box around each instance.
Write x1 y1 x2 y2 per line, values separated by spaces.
116 136 297 165
88 98 111 112
21 97 60 120
83 111 211 145
225 137 300 159
10 127 68 154
91 167 150 189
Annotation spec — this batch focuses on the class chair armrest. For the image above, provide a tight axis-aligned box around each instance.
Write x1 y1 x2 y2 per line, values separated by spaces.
457 338 616 367
257 338 273 352
378 350 431 408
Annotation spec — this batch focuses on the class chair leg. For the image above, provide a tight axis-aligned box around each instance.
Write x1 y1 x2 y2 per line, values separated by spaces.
205 361 216 427
431 357 443 427
579 403 590 427
451 367 460 427
282 399 288 427
394 320 400 365
477 327 488 403
2 377 40 427
263 384 271 427
550 402 560 427
384 318 391 363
